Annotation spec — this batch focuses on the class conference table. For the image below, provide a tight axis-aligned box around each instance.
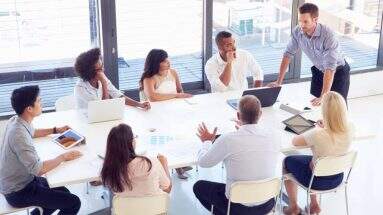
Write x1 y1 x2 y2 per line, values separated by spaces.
32 90 375 188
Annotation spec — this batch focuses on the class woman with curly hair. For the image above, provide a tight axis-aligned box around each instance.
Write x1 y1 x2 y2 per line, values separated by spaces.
74 48 150 110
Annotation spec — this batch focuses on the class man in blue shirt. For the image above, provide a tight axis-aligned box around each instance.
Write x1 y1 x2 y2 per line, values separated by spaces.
269 3 350 106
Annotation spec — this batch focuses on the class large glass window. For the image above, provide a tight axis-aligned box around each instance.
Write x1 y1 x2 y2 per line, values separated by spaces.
1 0 383 116
116 0 203 90
301 0 382 77
0 0 96 70
212 0 293 76
0 0 98 114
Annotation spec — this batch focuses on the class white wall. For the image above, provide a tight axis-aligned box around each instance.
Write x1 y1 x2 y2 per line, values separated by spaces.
279 70 383 100
348 71 383 98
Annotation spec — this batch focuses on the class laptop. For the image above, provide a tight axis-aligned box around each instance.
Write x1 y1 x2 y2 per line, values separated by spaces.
227 86 282 110
87 97 125 123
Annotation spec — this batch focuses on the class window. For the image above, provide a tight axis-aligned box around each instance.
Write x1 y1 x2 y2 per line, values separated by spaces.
116 0 203 90
301 0 382 77
0 0 99 114
0 0 96 71
1 0 382 115
212 0 293 77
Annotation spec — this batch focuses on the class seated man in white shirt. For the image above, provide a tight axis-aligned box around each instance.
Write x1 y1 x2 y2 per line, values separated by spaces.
194 95 279 215
74 48 151 110
205 31 264 93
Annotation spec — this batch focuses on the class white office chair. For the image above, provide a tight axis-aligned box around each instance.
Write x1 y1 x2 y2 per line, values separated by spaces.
55 95 76 111
283 151 357 215
211 178 281 215
112 193 169 215
0 195 43 215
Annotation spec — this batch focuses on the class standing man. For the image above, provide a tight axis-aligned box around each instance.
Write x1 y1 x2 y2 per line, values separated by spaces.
205 31 264 93
0 86 82 215
269 3 350 106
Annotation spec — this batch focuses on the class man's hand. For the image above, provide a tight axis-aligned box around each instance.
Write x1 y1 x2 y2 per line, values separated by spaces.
60 150 82 161
267 81 281 88
56 126 70 134
311 97 322 106
139 101 151 110
226 51 236 64
197 122 217 142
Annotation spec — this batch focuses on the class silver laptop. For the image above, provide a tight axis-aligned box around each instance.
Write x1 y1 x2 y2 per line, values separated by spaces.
87 97 125 123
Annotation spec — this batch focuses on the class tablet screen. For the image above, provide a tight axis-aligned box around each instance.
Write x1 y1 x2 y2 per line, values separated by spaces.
283 115 315 134
54 130 83 148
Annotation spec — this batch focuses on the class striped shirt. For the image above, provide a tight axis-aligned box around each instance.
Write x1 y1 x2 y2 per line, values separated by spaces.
284 23 345 71
0 116 42 194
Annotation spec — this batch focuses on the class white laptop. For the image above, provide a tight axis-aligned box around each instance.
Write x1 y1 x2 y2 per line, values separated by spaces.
87 97 125 123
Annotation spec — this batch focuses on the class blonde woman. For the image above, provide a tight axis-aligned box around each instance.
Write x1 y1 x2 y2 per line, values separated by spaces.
283 91 354 215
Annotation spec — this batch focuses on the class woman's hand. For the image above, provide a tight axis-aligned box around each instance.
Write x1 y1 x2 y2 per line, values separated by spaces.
176 93 193 98
316 119 324 128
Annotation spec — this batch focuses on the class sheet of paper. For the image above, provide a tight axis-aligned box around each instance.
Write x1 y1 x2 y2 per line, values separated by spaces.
184 97 199 105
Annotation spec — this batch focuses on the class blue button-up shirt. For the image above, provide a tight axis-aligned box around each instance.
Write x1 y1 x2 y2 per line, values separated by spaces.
284 23 345 72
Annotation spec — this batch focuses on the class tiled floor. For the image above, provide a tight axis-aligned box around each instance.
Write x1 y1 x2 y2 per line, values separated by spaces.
5 94 383 215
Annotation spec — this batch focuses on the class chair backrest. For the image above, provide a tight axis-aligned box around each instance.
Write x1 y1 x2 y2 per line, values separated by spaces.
55 95 76 111
112 193 169 215
229 178 281 204
313 151 358 177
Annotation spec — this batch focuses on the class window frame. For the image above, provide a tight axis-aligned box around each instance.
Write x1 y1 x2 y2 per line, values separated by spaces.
1 0 383 114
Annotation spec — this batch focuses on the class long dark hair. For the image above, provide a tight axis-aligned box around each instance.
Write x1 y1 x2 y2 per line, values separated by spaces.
139 49 168 90
101 123 152 192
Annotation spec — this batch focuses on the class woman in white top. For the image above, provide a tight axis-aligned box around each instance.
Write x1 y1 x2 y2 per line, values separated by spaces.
139 49 193 179
283 91 354 215
139 49 192 101
74 48 150 110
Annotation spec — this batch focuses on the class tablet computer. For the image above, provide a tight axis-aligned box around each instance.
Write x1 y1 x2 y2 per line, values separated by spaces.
53 129 85 149
282 114 315 134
